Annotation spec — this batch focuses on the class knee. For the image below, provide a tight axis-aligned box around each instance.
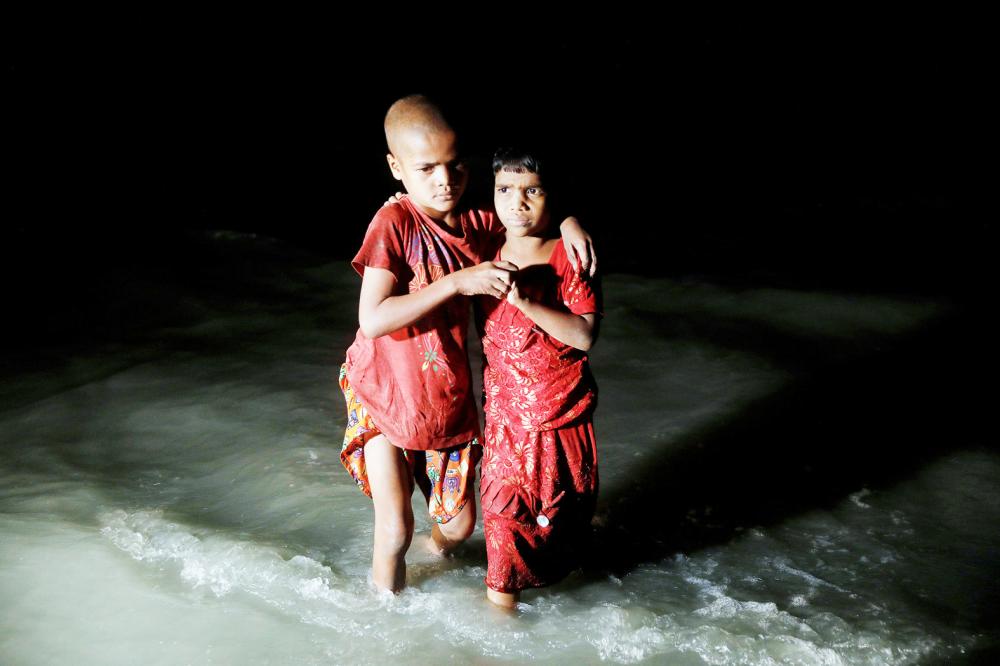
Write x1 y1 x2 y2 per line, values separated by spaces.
375 514 414 555
439 505 475 542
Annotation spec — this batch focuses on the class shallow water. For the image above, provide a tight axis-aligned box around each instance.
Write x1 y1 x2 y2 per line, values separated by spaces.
1 233 996 664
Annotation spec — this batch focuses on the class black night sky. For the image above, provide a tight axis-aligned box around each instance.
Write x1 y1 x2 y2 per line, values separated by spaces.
3 18 990 347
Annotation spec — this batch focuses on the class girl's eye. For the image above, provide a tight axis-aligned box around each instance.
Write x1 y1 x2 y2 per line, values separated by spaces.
497 187 508 194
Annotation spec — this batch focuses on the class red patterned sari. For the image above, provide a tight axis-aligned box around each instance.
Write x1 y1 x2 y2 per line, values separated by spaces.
478 243 601 593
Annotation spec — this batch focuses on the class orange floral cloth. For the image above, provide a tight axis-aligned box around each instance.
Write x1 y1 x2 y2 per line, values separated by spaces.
339 364 479 524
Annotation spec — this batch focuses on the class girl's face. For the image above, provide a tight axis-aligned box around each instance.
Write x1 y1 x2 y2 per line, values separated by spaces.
494 168 550 237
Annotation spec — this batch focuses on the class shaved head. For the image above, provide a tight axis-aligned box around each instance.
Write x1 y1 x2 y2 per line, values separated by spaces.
384 95 453 156
381 94 468 222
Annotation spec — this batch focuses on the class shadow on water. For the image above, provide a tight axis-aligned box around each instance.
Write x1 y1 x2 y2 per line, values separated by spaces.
587 301 998 641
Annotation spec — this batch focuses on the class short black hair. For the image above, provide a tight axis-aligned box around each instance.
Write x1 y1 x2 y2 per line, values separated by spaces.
492 147 547 179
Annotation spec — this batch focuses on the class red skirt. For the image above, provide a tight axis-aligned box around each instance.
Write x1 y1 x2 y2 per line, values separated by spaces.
480 419 598 593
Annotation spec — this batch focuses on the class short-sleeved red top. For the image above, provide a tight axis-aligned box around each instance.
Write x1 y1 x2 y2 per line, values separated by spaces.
479 241 602 433
345 196 504 450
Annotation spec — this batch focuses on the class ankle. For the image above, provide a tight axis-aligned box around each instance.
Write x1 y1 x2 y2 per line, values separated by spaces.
486 587 519 609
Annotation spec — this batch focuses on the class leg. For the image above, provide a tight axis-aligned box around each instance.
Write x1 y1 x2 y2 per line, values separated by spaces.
364 434 414 593
486 587 520 609
481 509 524 609
418 442 480 556
430 492 477 555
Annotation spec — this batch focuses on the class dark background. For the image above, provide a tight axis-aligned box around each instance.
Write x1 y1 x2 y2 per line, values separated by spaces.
3 17 989 346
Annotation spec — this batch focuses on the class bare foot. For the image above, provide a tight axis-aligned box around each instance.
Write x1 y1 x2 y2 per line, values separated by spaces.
418 532 447 559
430 523 469 557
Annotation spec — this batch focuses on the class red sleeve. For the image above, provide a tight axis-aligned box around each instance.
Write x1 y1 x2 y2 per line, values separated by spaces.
351 205 409 281
555 243 602 317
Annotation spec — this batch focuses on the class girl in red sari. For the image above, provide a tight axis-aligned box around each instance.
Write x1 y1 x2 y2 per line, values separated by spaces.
479 148 601 609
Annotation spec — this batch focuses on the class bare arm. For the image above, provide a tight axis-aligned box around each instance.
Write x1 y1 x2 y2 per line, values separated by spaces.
358 261 519 339
559 216 597 277
506 282 598 352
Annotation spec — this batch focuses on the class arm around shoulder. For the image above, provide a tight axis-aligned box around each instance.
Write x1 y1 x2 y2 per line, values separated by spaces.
559 216 597 277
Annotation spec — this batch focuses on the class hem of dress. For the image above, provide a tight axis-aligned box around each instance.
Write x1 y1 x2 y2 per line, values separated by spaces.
393 429 482 452
485 576 569 594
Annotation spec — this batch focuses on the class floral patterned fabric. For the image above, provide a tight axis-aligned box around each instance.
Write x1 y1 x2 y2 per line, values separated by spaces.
339 364 480 524
478 242 601 592
482 422 598 592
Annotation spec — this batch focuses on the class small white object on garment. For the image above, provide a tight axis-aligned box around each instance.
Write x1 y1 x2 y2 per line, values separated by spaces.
536 514 550 527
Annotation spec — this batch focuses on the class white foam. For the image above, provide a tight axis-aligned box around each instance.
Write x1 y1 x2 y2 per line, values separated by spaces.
100 509 362 617
99 510 550 660
850 488 873 509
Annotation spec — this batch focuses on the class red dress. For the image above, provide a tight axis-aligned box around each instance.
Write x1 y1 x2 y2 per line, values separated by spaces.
478 242 601 593
344 196 503 451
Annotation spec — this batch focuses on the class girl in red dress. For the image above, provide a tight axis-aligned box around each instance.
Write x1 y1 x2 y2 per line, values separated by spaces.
479 148 601 609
